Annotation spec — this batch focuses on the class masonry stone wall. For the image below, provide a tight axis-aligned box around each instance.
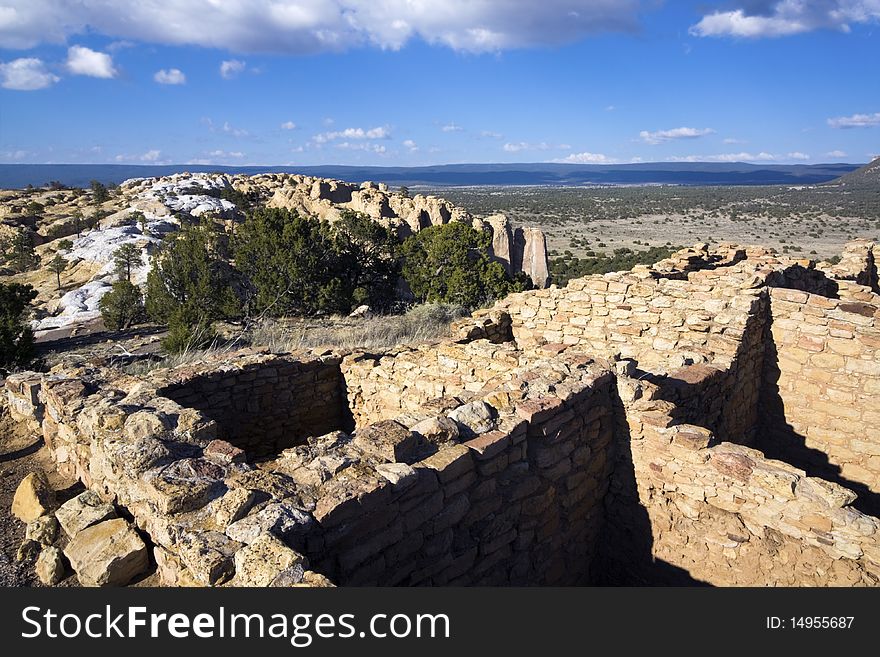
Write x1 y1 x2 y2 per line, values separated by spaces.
599 374 880 586
157 355 350 457
294 366 615 585
6 239 880 588
5 346 618 587
760 286 880 515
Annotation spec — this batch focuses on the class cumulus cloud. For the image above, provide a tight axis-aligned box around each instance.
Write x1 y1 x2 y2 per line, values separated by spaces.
826 149 848 157
504 142 542 152
280 121 297 130
551 152 615 164
66 45 116 78
480 130 503 139
154 68 186 84
441 123 464 132
140 149 161 162
0 1 642 53
313 126 391 144
335 142 386 154
690 1 880 38
639 126 714 145
664 151 811 163
208 149 245 158
220 59 247 79
402 139 419 152
827 112 880 128
0 149 29 160
0 57 59 90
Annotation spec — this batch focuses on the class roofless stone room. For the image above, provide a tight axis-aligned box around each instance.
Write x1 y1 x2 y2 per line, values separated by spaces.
4 235 878 587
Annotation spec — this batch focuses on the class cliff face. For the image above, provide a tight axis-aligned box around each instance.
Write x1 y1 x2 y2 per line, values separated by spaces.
258 174 549 287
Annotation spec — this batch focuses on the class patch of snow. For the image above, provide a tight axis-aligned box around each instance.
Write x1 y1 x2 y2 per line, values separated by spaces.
33 280 112 331
35 173 241 332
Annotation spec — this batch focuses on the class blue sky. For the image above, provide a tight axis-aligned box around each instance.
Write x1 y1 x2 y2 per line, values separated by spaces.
0 1 878 166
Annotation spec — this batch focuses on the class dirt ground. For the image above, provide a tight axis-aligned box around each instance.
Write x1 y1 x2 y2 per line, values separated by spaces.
542 212 879 261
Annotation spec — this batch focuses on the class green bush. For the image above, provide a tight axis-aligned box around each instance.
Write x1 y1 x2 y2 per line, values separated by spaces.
234 208 400 316
400 223 528 308
99 279 145 330
145 221 241 352
0 230 40 273
0 282 37 372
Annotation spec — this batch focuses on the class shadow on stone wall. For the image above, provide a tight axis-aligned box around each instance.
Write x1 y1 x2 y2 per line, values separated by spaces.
593 383 711 586
758 330 880 517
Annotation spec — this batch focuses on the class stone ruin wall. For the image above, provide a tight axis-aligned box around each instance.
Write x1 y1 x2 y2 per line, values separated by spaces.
761 286 880 515
5 346 617 587
156 357 350 458
600 376 880 586
4 239 879 587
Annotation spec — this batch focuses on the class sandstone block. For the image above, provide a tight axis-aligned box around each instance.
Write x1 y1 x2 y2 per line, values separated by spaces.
64 518 149 587
55 490 117 538
226 503 314 544
12 471 55 523
26 515 59 546
448 401 496 438
36 546 66 586
231 534 306 587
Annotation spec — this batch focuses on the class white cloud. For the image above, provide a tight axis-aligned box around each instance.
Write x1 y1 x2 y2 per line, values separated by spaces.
551 152 615 164
220 59 247 79
480 130 503 139
66 45 116 78
0 149 28 160
787 152 810 160
335 142 386 154
208 150 245 158
154 68 186 84
827 112 880 128
503 141 561 152
223 122 249 137
690 2 880 39
665 152 794 163
314 126 391 143
639 126 714 145
0 57 59 90
441 123 464 132
826 150 848 158
723 137 746 144
0 1 643 53
141 150 161 162
281 121 297 130
402 139 419 152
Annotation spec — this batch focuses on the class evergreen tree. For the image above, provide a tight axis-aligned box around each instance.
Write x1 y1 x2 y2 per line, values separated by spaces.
113 243 144 282
48 253 67 291
400 223 527 308
99 279 145 330
145 221 240 352
0 282 37 372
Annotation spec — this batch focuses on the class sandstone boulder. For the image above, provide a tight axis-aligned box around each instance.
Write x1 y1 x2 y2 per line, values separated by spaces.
25 515 58 546
410 415 460 446
230 534 307 586
12 471 55 522
448 401 496 438
64 518 149 587
225 503 314 545
36 546 66 586
55 490 118 538
352 420 424 463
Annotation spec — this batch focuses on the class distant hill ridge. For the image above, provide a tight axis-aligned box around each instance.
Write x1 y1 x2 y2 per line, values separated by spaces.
0 161 863 189
826 156 880 189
